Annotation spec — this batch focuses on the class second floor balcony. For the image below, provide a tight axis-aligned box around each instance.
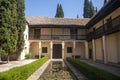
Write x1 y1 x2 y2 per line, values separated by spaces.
29 34 87 40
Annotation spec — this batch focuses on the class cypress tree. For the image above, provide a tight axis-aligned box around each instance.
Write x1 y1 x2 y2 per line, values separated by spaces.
83 0 90 18
16 0 25 53
6 0 18 62
0 0 25 62
83 0 95 18
95 7 98 14
89 0 95 17
59 4 64 18
0 0 17 62
55 3 64 18
0 0 12 61
55 4 59 17
104 0 107 5
77 14 79 18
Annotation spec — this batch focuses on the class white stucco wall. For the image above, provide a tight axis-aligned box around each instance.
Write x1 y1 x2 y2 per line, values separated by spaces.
19 24 29 60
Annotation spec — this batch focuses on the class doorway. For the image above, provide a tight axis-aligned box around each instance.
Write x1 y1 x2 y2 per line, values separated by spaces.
53 44 62 59
89 49 93 59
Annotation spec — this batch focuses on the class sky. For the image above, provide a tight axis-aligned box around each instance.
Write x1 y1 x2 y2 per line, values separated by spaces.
25 0 104 18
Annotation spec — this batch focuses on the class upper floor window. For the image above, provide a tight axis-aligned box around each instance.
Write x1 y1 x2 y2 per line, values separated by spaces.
106 17 112 27
70 28 77 35
34 29 40 39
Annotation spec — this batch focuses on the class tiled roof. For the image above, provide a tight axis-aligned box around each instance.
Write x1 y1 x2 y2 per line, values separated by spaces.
26 16 90 26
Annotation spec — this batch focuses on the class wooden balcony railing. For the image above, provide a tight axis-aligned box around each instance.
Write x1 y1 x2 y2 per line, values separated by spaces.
87 16 120 41
104 16 120 35
29 35 87 40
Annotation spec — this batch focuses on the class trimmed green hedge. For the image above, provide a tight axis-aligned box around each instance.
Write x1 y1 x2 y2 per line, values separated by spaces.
0 57 48 80
67 58 120 80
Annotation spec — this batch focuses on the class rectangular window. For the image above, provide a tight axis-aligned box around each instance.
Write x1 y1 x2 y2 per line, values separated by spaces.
67 47 72 53
70 28 77 35
70 28 77 39
107 17 112 28
34 28 40 39
42 47 47 53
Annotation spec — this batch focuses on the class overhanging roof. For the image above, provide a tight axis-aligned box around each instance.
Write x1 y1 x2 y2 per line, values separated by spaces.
86 0 120 29
26 16 90 27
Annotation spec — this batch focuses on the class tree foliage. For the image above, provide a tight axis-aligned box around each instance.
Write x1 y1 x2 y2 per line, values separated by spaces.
83 0 95 18
104 0 107 5
0 0 25 62
55 3 64 18
16 0 25 52
83 0 90 18
95 7 98 14
104 0 110 5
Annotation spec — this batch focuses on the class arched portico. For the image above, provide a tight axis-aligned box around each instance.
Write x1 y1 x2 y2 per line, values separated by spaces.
30 42 39 58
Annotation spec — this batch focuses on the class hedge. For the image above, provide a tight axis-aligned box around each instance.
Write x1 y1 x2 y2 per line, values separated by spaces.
0 57 48 80
67 58 120 80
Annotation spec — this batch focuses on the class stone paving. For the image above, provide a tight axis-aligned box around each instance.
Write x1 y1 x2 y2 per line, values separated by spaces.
0 59 36 72
81 60 120 77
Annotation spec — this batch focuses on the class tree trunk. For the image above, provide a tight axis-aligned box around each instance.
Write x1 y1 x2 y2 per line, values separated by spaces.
7 55 10 63
17 50 22 61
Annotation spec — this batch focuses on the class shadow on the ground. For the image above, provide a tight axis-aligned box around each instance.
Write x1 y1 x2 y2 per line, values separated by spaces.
0 61 7 65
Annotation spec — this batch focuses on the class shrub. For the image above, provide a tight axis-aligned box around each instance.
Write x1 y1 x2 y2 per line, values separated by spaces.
25 53 32 59
0 57 48 80
66 58 120 80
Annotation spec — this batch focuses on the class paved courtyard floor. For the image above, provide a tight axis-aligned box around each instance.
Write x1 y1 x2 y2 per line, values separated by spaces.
0 59 36 72
81 60 120 77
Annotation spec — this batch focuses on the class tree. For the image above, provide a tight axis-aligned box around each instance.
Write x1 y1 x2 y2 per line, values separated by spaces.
83 0 90 18
104 0 110 5
0 48 5 61
89 0 95 17
104 0 107 5
55 3 64 18
0 0 15 62
5 0 18 62
0 0 25 62
95 7 98 14
16 0 25 53
77 14 79 18
83 0 95 18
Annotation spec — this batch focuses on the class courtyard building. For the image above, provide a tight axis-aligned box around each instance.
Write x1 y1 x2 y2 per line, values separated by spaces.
21 0 120 64
26 17 90 60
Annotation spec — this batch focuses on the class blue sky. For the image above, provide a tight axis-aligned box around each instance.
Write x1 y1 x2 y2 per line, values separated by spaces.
25 0 104 18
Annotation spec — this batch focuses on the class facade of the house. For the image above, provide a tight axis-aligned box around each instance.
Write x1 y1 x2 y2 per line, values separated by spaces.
25 17 90 60
21 0 120 64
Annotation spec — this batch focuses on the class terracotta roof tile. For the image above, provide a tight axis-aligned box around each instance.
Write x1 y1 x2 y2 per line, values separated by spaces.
26 16 90 26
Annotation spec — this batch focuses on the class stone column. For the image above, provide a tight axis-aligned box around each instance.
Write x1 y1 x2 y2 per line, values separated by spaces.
102 36 107 64
92 39 96 61
73 41 76 59
62 41 65 59
85 41 89 59
39 41 41 59
50 41 53 59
